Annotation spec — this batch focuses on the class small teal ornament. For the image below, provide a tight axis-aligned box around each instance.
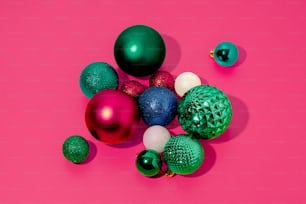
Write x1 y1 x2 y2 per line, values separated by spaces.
136 149 162 177
62 135 90 164
80 62 119 98
210 42 239 67
164 135 204 175
178 85 232 139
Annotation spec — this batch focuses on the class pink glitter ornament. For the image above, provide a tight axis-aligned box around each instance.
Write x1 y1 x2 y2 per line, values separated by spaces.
120 80 146 98
149 71 175 90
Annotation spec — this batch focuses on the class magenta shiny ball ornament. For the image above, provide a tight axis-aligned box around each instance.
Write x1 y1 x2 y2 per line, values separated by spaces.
85 89 140 145
149 71 175 90
120 80 146 98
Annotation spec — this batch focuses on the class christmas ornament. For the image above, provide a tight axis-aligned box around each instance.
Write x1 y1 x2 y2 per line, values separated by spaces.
149 70 174 90
85 89 140 144
138 87 178 126
143 125 171 153
163 134 204 175
136 149 162 177
174 72 201 97
120 80 146 98
178 85 232 139
114 25 166 77
62 135 89 164
80 62 119 98
210 42 239 67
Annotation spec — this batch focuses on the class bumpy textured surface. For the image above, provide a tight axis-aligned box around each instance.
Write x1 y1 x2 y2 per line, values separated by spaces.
163 135 204 175
80 62 119 98
62 136 89 164
178 85 232 139
138 87 177 126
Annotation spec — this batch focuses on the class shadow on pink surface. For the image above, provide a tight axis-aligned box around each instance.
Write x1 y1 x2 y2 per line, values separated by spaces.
161 34 181 72
183 142 216 178
210 95 249 144
81 140 97 165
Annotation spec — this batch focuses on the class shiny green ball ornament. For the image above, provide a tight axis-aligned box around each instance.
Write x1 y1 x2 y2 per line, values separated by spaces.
80 62 119 98
178 85 232 139
164 135 204 175
210 42 239 67
114 25 166 77
136 149 162 177
62 135 90 164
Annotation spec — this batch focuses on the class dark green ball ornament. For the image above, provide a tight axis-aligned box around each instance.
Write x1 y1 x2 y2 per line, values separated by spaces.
178 85 232 139
114 25 166 77
136 149 162 177
80 62 119 98
164 135 204 175
62 135 90 164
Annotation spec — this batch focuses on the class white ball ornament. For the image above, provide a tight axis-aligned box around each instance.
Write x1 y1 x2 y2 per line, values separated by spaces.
174 72 201 97
143 125 171 153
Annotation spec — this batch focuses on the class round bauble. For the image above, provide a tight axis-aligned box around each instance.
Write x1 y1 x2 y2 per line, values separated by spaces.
163 134 204 175
174 72 201 97
178 85 232 139
149 70 174 90
114 25 166 77
62 135 89 164
80 62 118 98
138 87 177 126
143 125 171 153
136 149 162 177
85 89 139 144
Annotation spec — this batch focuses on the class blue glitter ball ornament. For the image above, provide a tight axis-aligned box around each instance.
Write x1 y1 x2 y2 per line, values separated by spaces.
80 62 119 98
138 87 178 126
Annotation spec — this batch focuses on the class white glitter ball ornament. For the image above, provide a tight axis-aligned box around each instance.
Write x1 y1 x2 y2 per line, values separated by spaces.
143 125 171 153
174 72 201 97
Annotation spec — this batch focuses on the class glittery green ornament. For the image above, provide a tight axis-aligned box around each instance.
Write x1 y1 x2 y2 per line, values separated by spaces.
164 135 204 175
62 135 90 164
178 85 232 139
80 62 119 98
136 149 162 177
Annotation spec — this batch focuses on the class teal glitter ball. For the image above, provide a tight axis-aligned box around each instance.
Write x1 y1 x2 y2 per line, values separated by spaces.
80 62 119 98
62 135 90 164
178 85 232 139
213 41 239 67
163 135 204 175
136 149 162 177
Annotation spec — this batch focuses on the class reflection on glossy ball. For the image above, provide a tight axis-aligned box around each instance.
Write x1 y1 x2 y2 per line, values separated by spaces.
164 134 204 175
85 89 139 144
114 25 166 77
178 85 232 139
136 149 162 177
213 42 239 67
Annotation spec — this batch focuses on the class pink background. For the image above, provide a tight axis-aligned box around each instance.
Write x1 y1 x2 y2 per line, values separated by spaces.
1 0 306 203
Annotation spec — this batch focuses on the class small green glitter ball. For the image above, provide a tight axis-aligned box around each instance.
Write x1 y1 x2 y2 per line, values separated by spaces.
80 62 119 98
164 135 204 175
62 135 90 164
136 149 162 177
178 85 232 139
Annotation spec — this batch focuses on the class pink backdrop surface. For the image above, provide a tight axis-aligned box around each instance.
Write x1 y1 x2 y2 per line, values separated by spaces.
1 0 306 203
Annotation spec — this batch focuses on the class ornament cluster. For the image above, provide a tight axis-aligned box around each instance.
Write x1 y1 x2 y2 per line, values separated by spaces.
62 24 237 177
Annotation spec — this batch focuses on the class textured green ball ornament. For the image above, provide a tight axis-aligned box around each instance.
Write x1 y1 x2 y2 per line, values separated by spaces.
62 135 90 164
211 42 239 67
164 135 204 175
80 62 119 98
178 85 232 139
136 149 162 177
114 25 166 77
